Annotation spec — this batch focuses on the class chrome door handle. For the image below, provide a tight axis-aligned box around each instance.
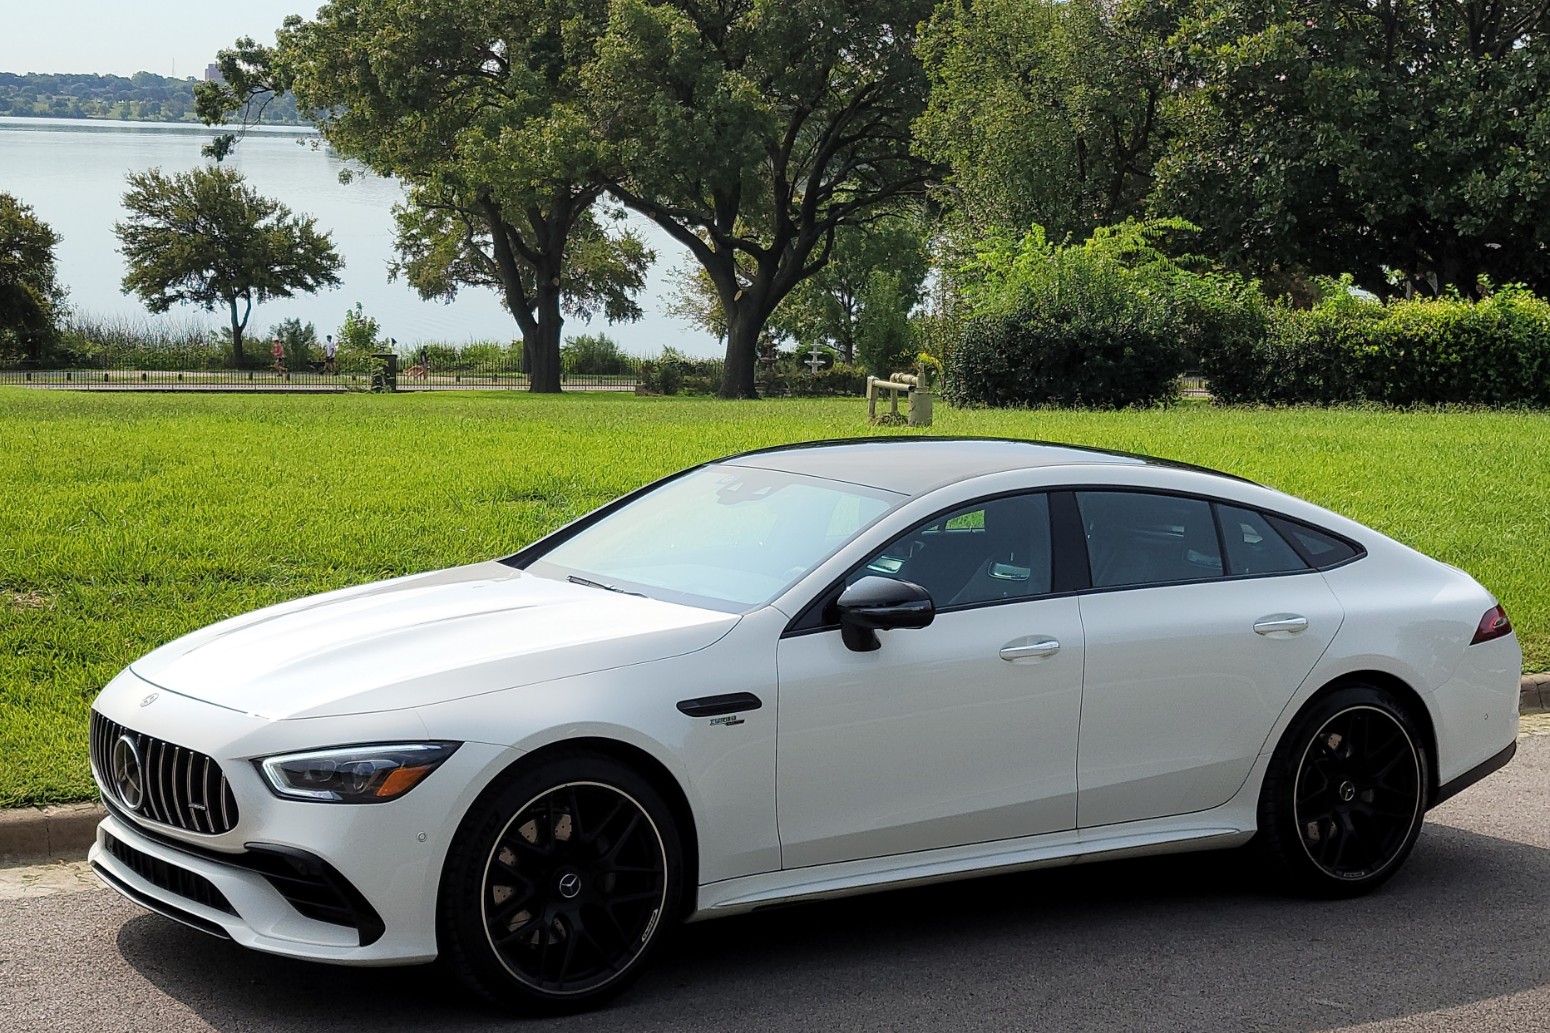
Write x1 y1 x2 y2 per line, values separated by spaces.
1254 614 1309 635
1000 639 1060 661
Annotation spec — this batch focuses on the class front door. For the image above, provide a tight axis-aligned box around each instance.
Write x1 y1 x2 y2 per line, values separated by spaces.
775 493 1086 869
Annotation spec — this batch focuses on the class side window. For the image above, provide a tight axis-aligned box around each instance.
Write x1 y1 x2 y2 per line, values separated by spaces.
1217 504 1308 576
1078 491 1223 589
853 494 1052 607
1265 515 1361 569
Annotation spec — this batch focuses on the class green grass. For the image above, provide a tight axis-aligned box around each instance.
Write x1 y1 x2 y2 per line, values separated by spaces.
3 390 1547 807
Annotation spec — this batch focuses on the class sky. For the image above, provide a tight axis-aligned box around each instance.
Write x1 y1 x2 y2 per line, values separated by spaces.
0 1 314 78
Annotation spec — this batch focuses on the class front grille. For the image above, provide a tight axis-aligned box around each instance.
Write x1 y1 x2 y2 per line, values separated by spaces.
102 830 236 915
90 710 239 834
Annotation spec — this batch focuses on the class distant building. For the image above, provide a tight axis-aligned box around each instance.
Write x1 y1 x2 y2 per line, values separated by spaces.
204 63 222 83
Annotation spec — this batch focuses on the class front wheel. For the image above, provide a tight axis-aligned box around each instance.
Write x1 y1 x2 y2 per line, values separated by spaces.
438 752 683 1013
1256 686 1429 897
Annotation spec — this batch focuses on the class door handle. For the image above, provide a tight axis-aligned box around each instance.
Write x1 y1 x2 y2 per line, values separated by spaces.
1000 639 1060 661
1253 614 1309 635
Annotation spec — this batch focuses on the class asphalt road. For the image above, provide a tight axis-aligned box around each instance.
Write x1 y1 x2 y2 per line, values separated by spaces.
4 734 1549 1033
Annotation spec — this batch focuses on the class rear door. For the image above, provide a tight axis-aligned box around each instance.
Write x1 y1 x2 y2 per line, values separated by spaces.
1073 491 1344 828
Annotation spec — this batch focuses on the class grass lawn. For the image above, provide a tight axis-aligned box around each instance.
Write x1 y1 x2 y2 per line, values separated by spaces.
3 389 1547 807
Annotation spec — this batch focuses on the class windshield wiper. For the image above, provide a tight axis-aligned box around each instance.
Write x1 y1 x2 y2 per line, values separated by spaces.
566 575 646 598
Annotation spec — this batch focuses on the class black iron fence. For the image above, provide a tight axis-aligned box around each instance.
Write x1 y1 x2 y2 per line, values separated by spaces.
0 353 641 392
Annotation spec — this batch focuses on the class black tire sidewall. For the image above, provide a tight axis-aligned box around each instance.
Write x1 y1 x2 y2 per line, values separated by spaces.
1257 685 1429 897
437 751 684 1013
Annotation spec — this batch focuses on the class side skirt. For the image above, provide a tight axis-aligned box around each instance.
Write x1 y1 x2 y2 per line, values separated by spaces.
690 822 1254 921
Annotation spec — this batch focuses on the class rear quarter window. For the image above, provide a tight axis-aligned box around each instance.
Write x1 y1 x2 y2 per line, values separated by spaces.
1265 514 1362 569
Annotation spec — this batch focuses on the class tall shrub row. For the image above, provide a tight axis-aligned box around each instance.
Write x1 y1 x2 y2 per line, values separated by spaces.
1200 284 1550 407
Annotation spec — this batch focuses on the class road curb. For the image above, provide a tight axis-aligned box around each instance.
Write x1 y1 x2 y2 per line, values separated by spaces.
1521 672 1550 711
3 674 1548 868
0 802 104 867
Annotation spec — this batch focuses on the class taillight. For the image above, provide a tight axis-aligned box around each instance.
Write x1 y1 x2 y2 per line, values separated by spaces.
1470 604 1513 644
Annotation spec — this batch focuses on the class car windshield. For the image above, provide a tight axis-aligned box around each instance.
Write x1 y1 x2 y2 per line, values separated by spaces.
524 465 904 612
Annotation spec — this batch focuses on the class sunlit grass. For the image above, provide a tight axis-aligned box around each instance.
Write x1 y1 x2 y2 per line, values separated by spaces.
2 390 1546 806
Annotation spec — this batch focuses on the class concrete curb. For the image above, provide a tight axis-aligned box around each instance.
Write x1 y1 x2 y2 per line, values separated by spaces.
0 802 104 867
2 674 1548 868
1521 672 1550 711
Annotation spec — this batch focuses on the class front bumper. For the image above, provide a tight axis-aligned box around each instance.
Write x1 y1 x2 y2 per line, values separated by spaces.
88 670 517 966
90 808 404 962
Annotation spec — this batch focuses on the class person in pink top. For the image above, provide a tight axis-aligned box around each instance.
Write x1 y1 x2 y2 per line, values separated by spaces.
271 337 286 375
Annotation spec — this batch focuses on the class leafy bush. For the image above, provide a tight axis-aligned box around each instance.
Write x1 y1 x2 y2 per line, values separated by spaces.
771 362 869 397
335 303 383 355
562 333 634 376
1200 281 1550 407
638 347 723 395
945 226 1185 408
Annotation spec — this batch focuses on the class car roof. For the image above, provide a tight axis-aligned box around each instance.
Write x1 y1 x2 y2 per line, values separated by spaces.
718 437 1251 497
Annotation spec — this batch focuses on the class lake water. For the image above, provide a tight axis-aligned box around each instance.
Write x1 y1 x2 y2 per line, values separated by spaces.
0 116 720 357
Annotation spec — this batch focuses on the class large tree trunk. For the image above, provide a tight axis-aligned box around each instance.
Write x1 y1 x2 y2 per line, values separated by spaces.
720 306 762 399
227 298 245 367
528 273 565 393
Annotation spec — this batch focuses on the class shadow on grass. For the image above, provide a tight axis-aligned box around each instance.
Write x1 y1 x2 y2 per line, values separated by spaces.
116 823 1550 1032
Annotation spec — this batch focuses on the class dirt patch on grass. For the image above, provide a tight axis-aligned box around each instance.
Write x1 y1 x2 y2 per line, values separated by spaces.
3 591 51 611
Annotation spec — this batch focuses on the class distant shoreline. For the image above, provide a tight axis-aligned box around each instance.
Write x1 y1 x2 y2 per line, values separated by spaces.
0 114 317 135
0 70 309 130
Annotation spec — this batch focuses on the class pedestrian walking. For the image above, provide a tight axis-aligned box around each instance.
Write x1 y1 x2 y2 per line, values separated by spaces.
323 334 338 374
271 337 287 375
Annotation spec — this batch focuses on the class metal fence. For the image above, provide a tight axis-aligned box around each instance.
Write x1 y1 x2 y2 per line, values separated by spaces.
0 358 640 393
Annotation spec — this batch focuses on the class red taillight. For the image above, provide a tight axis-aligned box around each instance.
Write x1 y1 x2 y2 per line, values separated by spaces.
1471 604 1513 644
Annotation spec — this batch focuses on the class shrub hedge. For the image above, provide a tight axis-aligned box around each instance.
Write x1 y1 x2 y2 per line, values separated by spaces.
1201 284 1550 407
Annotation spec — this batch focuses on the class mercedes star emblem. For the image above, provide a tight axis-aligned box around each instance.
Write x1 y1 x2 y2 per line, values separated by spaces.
111 734 145 811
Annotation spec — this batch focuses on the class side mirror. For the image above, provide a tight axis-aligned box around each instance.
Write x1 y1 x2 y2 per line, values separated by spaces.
836 576 935 652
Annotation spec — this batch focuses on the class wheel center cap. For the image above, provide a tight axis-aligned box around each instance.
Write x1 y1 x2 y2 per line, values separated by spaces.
557 872 582 899
1338 780 1357 803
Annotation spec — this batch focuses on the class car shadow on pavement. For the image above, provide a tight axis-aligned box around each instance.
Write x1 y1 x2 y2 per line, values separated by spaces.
116 823 1550 1032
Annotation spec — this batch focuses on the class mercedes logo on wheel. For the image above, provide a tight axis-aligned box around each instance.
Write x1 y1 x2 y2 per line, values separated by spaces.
111 735 145 811
557 872 582 899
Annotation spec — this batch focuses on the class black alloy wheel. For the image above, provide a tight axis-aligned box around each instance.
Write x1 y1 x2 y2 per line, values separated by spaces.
1257 686 1428 897
439 753 683 1013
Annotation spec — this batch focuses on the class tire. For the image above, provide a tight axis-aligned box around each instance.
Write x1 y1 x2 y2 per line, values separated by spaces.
1255 685 1429 898
437 751 684 1014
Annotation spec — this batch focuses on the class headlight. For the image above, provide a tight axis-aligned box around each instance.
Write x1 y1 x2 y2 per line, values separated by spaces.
256 742 460 803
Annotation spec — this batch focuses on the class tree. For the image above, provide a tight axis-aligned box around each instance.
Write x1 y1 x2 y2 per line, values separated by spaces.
1158 1 1550 295
587 0 938 397
0 193 64 362
665 215 930 365
114 165 342 365
198 2 653 392
773 216 930 364
916 0 1180 243
854 270 916 379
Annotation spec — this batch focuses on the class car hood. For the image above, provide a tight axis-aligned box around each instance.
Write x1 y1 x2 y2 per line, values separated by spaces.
129 561 739 720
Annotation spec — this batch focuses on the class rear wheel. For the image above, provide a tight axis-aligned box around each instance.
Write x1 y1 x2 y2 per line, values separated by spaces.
1257 686 1428 897
438 752 683 1013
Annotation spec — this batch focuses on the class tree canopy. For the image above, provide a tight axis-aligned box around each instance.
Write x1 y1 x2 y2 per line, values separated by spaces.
917 0 1178 243
115 165 342 364
0 194 64 362
198 1 652 391
589 0 937 397
1158 0 1550 295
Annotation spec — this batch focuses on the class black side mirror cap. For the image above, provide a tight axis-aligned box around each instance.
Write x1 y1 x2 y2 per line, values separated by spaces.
836 576 935 652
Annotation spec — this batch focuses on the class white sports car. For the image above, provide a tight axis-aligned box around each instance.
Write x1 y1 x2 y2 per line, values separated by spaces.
88 438 1521 1011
